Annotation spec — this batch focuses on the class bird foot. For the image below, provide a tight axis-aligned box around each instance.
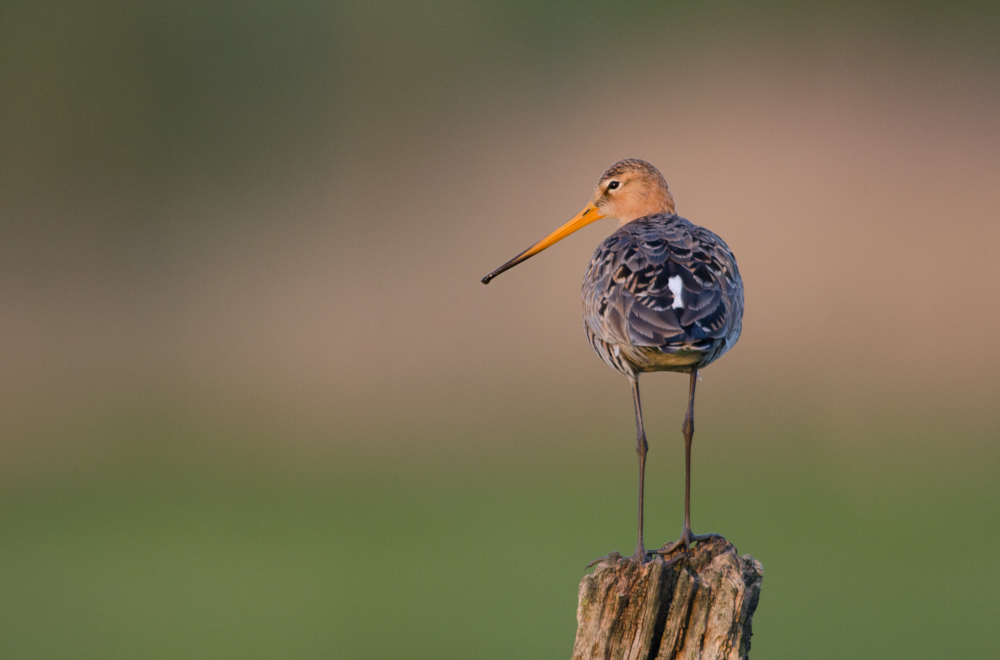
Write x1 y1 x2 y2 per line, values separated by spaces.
586 546 650 568
586 553 619 569
654 528 722 557
630 547 651 565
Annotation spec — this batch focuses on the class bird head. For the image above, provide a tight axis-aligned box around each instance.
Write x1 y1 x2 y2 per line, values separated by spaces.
592 158 676 226
481 158 675 284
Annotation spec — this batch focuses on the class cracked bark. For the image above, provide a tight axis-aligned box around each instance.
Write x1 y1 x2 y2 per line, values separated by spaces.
571 537 762 660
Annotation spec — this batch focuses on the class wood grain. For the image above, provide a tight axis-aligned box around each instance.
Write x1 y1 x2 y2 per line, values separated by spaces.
572 538 762 660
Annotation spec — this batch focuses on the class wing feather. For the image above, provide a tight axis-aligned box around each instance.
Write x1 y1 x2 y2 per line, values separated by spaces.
583 214 743 366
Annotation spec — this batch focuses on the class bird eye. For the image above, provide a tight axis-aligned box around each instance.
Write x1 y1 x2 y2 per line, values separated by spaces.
607 181 620 191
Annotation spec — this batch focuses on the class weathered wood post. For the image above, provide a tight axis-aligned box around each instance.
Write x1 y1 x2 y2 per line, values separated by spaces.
571 537 762 660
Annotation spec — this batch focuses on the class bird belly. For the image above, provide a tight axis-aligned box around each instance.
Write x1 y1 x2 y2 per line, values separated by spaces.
584 323 705 376
626 345 705 373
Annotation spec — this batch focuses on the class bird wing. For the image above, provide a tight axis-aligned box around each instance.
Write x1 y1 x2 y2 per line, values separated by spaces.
583 215 743 353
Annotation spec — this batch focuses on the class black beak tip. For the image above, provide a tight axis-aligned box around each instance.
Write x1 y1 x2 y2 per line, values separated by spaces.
481 274 492 285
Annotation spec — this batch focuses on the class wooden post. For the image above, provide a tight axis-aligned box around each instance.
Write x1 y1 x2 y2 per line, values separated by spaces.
571 537 762 660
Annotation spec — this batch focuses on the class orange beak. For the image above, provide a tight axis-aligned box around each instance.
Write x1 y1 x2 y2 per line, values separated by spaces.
481 202 605 284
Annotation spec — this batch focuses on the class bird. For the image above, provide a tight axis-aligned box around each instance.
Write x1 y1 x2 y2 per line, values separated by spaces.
481 158 743 564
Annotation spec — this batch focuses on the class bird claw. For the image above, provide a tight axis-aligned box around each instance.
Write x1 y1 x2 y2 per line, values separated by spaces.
631 547 652 565
654 529 722 556
586 553 619 569
586 547 651 568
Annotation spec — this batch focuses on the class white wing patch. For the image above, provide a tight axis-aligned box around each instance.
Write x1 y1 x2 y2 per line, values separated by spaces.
668 275 684 309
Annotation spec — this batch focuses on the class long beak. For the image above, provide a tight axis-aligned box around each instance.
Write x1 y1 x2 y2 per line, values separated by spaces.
481 202 604 284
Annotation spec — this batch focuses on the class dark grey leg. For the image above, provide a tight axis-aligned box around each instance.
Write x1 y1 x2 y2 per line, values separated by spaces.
630 376 649 564
657 369 720 555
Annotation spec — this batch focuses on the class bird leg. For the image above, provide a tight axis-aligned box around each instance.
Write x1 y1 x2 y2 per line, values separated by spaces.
585 377 650 568
656 369 720 557
630 377 650 564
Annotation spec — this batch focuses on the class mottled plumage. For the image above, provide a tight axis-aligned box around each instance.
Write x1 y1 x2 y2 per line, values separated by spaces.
582 214 743 377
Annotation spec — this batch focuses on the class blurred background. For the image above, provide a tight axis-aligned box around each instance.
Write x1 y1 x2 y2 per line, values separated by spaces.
2 0 999 657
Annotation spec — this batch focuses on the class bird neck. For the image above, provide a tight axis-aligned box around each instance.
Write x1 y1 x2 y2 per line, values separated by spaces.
617 188 676 226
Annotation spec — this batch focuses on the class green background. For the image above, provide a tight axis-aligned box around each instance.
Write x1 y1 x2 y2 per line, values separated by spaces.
2 1 999 658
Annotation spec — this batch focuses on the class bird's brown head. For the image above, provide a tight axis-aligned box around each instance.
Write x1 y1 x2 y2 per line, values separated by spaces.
481 158 675 284
592 158 676 226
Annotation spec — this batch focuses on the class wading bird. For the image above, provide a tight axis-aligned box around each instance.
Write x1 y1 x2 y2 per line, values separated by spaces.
482 159 743 563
